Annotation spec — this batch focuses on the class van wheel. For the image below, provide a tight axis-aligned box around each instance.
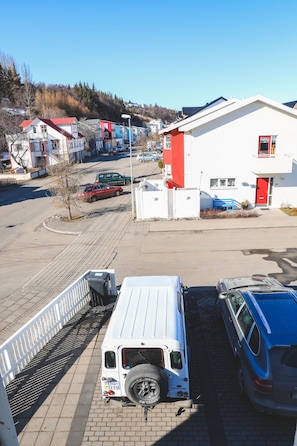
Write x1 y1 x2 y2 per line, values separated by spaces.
125 179 131 185
125 364 168 406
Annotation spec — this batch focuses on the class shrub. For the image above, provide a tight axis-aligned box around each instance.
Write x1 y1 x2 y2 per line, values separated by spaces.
200 209 259 219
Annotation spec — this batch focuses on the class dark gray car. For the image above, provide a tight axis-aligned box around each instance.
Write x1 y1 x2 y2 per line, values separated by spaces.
216 274 297 416
95 172 132 186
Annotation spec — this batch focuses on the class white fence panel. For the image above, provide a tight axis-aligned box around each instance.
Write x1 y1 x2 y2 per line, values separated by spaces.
0 269 116 387
135 188 169 219
173 188 200 218
135 180 200 220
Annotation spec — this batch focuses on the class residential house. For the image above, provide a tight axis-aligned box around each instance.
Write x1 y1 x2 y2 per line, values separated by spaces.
159 95 297 209
147 119 163 134
132 125 147 144
79 119 103 154
99 120 116 151
115 123 126 148
6 117 85 171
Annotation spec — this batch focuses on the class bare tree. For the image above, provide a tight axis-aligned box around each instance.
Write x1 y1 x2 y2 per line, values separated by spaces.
48 162 82 221
21 64 36 119
77 119 97 152
0 109 25 168
138 132 149 155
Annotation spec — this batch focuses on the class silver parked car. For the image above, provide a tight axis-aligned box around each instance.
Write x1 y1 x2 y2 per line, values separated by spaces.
137 152 159 162
216 274 297 416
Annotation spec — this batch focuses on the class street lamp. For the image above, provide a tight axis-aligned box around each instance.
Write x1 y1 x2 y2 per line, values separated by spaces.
121 113 134 219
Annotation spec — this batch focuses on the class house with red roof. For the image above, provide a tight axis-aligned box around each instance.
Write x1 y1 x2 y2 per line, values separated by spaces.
159 95 297 209
7 117 85 171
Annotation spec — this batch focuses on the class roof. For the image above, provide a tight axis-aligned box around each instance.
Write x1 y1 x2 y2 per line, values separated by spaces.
160 95 297 135
221 275 284 291
20 118 75 139
20 117 77 128
182 106 204 116
283 100 297 108
102 276 184 347
182 97 228 117
243 289 297 347
51 118 77 125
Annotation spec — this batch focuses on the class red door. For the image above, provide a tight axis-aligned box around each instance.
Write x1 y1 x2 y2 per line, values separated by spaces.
256 178 269 205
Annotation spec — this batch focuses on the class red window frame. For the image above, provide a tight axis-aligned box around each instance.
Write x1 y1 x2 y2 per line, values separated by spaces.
258 136 271 157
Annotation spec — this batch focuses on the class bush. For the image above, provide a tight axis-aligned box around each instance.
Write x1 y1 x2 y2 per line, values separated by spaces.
200 209 259 219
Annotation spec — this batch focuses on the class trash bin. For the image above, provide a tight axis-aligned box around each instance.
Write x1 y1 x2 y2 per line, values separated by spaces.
87 271 110 307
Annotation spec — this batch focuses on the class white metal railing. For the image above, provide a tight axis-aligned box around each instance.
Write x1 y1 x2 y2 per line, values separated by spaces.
0 375 18 445
0 269 116 387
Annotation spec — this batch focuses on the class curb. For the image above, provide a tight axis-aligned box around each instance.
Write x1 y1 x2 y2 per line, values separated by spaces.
42 219 82 235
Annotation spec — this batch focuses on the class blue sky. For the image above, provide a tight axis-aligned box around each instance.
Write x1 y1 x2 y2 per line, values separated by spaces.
1 0 297 111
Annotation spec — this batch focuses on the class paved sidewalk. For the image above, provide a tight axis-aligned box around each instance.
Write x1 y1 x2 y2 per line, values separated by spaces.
42 207 297 234
4 206 297 446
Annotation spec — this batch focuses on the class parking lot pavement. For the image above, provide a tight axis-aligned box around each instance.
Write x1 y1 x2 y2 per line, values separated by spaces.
10 286 297 446
7 210 297 445
3 158 297 445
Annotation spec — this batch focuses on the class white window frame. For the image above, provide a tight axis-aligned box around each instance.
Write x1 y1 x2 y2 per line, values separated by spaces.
210 178 235 189
164 135 171 150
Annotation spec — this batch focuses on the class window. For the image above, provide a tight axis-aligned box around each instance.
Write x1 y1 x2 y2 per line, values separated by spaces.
165 164 172 176
258 135 277 157
122 348 164 369
237 305 254 338
248 325 260 355
228 292 244 315
105 351 116 368
41 125 47 134
210 178 235 188
13 144 22 153
164 135 171 150
170 351 182 369
52 140 59 150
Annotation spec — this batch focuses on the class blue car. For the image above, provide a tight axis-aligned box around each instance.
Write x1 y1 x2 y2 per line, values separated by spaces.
216 275 297 416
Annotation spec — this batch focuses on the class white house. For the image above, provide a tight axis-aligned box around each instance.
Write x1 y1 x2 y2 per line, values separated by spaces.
147 119 163 134
160 95 297 209
6 117 85 171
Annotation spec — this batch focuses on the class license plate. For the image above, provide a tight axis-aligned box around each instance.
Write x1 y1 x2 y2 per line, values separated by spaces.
105 382 120 391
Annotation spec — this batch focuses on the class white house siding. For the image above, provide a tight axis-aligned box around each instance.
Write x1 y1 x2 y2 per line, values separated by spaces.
183 102 297 208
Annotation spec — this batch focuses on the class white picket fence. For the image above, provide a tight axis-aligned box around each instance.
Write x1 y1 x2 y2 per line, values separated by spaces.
0 269 116 387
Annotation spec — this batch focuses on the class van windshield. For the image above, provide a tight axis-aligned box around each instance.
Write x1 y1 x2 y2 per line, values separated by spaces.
122 348 164 369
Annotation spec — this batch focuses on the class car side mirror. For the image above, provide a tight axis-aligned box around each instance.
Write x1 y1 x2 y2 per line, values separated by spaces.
218 292 228 300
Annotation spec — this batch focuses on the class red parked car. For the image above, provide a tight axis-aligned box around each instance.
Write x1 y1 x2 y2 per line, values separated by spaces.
78 183 123 202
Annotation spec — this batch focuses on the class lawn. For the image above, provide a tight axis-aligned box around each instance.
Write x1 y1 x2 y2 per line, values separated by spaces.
280 208 297 216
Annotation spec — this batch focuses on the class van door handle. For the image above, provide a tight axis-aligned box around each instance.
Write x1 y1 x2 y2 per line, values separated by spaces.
237 340 242 349
228 316 233 323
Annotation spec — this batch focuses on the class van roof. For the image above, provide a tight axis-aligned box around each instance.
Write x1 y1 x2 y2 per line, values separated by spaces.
102 276 185 348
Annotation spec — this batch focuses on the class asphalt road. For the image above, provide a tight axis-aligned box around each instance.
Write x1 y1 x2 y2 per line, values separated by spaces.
0 153 142 300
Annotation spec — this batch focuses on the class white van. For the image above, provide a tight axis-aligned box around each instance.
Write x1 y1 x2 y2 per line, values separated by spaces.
101 275 190 409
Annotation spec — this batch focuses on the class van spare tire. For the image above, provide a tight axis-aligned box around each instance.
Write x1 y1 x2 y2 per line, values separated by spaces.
125 364 168 406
